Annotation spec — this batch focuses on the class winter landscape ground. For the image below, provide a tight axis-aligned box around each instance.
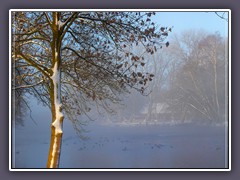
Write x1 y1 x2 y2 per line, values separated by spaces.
13 109 228 169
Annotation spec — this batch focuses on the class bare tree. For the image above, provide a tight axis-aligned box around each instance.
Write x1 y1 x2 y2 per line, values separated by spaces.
11 11 169 168
164 31 227 124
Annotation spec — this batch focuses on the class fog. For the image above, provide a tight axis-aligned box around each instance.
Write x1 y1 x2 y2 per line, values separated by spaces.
12 31 229 169
13 97 228 169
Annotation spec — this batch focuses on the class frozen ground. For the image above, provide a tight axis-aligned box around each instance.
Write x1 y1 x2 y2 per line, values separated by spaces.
13 118 228 169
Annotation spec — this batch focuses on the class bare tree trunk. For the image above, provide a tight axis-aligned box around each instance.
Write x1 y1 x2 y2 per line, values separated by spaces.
213 55 220 116
47 121 63 168
46 78 64 168
46 12 64 168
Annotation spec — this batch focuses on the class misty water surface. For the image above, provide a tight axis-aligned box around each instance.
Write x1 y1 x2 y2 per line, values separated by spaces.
13 99 228 169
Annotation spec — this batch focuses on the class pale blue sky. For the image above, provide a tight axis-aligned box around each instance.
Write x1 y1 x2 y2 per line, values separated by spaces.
152 11 229 37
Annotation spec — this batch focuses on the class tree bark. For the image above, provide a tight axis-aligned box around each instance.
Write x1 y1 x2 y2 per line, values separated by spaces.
46 12 64 168
46 78 64 168
46 122 63 168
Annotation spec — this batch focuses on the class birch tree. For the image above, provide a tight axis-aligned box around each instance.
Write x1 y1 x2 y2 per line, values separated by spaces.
11 11 170 168
164 31 227 123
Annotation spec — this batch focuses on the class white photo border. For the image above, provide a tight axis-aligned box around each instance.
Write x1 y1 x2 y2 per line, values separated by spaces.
9 9 231 171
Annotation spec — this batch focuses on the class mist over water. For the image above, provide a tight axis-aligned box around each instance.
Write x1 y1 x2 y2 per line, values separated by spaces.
13 98 228 169
60 123 227 169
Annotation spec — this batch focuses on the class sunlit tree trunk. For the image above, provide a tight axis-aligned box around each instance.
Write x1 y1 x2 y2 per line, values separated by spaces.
46 65 64 168
47 12 64 168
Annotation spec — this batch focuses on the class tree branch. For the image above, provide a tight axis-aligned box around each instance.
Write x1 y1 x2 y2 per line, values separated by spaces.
13 79 44 90
16 52 51 78
44 12 53 28
61 12 79 39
